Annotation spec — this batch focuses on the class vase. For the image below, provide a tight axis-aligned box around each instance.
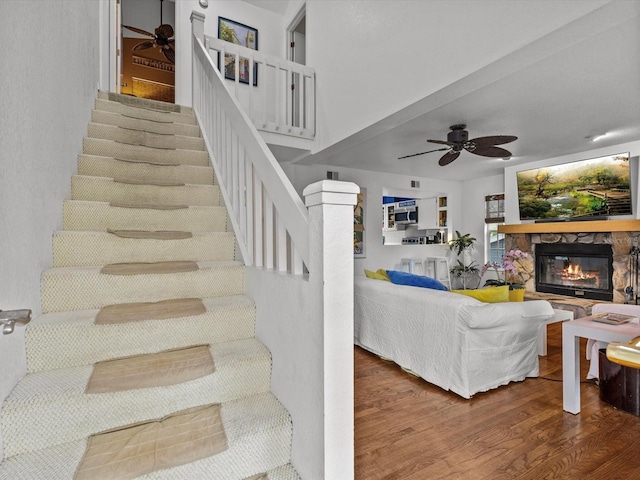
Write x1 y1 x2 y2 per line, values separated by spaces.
509 288 525 302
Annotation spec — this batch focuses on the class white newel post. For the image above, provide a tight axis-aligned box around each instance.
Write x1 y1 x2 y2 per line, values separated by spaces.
303 180 358 480
191 11 204 44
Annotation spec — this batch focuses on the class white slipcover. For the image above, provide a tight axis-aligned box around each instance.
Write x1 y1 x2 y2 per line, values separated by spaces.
354 277 554 398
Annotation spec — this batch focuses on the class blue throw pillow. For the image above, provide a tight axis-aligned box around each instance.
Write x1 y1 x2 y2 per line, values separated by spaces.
386 270 449 291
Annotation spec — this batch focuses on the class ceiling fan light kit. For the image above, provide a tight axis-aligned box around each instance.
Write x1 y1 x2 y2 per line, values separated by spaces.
399 124 517 166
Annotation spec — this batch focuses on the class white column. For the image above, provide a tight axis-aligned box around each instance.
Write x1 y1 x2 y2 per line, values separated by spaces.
303 180 359 480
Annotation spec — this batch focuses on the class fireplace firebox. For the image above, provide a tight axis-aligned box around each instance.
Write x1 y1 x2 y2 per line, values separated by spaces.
535 243 613 301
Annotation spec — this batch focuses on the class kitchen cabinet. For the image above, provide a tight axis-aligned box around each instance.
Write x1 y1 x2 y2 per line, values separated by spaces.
417 197 438 229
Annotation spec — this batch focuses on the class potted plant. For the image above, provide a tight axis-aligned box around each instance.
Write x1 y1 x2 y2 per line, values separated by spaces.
450 260 481 290
448 231 477 256
481 249 530 301
449 231 478 289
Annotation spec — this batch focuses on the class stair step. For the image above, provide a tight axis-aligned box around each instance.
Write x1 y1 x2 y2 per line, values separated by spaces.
41 261 244 313
0 391 291 479
53 230 235 267
63 200 227 232
70 175 221 206
83 137 209 167
78 154 215 185
94 97 197 125
91 109 201 137
98 90 194 115
26 295 255 372
87 122 205 151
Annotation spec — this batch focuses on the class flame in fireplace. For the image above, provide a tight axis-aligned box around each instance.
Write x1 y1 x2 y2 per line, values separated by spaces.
562 262 599 283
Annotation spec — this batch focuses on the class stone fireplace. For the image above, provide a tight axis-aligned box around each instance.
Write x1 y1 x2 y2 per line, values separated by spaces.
501 220 640 305
535 243 613 301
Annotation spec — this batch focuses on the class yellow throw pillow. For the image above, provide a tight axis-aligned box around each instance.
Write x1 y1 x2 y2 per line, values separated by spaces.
364 269 391 281
451 285 510 303
375 269 391 281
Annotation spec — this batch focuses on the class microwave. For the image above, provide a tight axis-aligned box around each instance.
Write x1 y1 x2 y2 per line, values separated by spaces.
394 206 418 225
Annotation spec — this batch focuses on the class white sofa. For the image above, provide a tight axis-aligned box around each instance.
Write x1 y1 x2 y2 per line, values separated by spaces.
354 277 555 398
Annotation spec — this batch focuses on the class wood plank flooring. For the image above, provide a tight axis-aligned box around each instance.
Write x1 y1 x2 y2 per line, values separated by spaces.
355 322 640 479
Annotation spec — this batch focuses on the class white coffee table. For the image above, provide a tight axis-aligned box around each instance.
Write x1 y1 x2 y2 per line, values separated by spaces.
562 316 640 414
539 309 574 356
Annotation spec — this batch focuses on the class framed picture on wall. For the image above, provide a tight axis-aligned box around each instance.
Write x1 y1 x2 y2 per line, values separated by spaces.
354 188 366 257
218 17 258 86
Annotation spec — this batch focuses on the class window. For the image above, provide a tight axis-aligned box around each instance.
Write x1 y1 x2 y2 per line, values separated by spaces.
485 194 505 264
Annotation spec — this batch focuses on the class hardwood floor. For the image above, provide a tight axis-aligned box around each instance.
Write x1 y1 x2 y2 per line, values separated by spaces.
354 322 640 479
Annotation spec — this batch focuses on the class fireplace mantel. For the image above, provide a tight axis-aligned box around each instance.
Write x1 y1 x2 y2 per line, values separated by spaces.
499 219 640 234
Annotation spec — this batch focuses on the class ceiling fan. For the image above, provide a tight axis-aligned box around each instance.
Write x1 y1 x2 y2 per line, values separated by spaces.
122 0 175 64
398 124 517 166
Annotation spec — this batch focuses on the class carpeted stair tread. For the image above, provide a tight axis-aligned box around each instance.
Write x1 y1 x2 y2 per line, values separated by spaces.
71 175 220 206
94 98 197 125
95 298 206 324
99 91 194 115
77 154 215 185
263 464 302 480
109 201 189 210
100 261 200 275
26 295 256 372
115 156 181 166
106 229 193 239
63 200 227 233
91 109 201 137
83 137 209 167
87 122 205 151
52 231 235 266
41 261 244 313
114 178 186 186
85 345 215 393
74 403 227 480
0 391 290 477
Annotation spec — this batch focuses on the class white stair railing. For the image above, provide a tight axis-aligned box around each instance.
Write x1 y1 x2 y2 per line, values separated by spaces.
192 17 309 274
204 34 315 140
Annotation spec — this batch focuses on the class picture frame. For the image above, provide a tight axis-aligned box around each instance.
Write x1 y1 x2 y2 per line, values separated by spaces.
218 17 258 86
354 188 366 257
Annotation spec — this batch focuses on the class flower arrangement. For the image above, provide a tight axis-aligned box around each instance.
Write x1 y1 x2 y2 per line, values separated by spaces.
481 249 529 290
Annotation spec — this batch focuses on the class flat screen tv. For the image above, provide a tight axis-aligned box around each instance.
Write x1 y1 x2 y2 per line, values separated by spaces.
516 152 631 221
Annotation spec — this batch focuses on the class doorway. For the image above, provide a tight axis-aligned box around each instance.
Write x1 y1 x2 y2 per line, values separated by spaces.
287 7 306 127
120 0 176 102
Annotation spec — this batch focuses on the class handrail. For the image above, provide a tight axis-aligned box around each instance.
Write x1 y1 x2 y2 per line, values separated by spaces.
192 31 309 273
204 36 316 140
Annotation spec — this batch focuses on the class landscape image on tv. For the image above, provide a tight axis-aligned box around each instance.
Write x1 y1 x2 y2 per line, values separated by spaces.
517 153 631 220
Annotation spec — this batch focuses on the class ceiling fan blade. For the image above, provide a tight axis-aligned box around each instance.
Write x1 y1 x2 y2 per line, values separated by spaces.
163 47 176 64
122 25 154 37
470 135 518 146
398 147 449 160
132 41 155 51
427 139 453 146
470 145 513 158
439 151 460 166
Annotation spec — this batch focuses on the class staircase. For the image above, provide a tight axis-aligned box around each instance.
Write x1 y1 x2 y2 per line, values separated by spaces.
0 92 299 480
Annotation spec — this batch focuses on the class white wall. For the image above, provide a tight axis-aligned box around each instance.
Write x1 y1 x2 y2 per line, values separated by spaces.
504 141 640 224
0 0 101 460
283 163 463 274
175 0 286 106
304 0 609 152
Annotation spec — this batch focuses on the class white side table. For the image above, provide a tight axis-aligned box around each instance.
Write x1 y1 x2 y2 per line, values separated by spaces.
539 309 573 356
562 316 640 414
